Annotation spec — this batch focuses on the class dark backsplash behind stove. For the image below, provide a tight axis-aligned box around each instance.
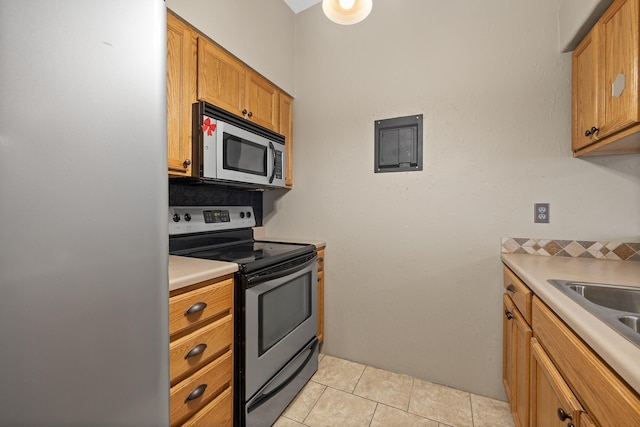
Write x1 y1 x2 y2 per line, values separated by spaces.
169 179 263 226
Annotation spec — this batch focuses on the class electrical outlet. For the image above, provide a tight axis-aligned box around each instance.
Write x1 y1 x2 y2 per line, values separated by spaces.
535 203 550 223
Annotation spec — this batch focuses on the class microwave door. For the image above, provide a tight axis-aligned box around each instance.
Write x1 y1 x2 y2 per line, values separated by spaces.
217 123 269 185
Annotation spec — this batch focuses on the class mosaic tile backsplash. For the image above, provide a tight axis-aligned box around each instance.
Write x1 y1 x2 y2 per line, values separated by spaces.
502 237 640 262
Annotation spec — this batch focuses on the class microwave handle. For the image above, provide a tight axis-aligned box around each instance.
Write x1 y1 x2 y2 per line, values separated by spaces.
268 141 276 184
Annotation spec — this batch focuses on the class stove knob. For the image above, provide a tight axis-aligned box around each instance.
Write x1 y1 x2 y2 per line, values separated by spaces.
184 213 191 222
246 211 252 218
239 212 245 219
172 214 180 222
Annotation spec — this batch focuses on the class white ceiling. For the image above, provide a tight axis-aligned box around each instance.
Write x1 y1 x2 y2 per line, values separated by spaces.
284 0 321 14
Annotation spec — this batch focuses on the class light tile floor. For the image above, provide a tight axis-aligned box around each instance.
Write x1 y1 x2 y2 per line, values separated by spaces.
274 354 515 427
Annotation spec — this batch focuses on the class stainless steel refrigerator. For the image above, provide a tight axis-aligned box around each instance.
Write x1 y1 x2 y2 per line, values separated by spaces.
0 1 169 425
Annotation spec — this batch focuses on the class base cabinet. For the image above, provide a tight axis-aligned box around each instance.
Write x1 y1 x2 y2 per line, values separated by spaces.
503 265 640 427
503 270 532 427
169 274 234 427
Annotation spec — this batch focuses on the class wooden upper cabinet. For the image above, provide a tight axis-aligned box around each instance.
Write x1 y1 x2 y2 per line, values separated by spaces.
599 0 639 137
572 0 640 156
198 38 281 133
572 28 599 151
245 70 279 130
167 11 198 176
168 13 295 184
197 37 246 118
279 92 294 188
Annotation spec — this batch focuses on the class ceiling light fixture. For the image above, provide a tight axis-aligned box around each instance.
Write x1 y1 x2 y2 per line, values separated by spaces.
322 0 372 25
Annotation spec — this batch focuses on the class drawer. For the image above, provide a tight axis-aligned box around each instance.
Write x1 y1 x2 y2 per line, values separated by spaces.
170 277 233 337
532 297 640 426
182 386 232 427
317 249 324 271
503 266 532 323
170 350 232 427
170 314 233 385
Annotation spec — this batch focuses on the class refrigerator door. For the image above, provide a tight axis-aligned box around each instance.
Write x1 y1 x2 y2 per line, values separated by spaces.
0 1 169 426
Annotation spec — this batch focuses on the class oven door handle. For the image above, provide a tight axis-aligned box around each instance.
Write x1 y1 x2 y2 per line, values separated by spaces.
246 338 318 414
246 254 317 286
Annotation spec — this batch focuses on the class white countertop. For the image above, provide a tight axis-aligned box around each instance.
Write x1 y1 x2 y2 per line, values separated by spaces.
252 227 326 249
168 255 238 292
502 254 640 394
257 237 326 249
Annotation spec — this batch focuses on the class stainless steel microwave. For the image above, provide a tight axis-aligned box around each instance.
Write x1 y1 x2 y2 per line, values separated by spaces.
192 102 286 189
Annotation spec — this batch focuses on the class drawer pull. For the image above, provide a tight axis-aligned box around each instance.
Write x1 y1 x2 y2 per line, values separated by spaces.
557 407 572 421
504 309 513 320
318 257 324 262
506 284 515 293
185 302 207 316
184 343 207 359
185 384 207 403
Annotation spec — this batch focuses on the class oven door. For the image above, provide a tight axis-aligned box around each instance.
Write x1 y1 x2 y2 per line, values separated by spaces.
244 254 318 400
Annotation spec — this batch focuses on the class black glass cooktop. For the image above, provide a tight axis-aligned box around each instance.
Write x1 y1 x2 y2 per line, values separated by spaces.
177 240 314 273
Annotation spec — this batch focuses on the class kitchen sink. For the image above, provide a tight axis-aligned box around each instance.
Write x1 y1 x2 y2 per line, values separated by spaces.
619 315 640 333
547 279 640 348
565 282 640 313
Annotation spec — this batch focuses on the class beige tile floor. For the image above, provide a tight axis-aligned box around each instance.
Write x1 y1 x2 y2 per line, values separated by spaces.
274 354 515 427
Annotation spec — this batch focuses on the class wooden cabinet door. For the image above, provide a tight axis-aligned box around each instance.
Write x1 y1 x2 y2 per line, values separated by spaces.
513 307 532 427
197 38 246 118
598 0 639 138
167 12 198 176
279 92 294 188
503 294 532 427
503 295 515 405
572 28 599 151
245 70 279 130
530 338 584 427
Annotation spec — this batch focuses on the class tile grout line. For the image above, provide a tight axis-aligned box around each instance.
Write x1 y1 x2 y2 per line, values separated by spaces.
300 380 327 426
469 392 475 427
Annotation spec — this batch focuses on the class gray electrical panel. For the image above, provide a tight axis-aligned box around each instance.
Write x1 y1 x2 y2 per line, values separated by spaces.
374 114 423 173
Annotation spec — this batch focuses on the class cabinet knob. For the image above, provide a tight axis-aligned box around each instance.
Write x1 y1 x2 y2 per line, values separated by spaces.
506 284 515 293
247 111 253 118
242 109 248 115
504 309 513 320
183 159 192 167
557 408 572 421
584 126 599 137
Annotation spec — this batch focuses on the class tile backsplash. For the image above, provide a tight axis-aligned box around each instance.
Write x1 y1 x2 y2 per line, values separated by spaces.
502 237 640 262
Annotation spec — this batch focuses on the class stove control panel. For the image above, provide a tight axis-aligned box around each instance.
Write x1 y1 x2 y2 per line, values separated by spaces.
169 206 256 235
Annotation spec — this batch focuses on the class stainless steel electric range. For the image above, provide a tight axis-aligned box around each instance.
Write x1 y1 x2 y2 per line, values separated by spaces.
169 206 318 427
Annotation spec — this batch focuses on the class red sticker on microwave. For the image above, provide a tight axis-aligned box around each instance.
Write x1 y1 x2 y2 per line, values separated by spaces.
202 118 216 136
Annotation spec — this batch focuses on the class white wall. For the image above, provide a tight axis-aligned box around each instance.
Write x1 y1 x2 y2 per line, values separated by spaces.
165 0 296 94
558 0 613 51
264 0 640 400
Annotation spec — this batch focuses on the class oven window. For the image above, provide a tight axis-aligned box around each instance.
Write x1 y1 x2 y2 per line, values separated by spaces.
223 132 267 176
258 272 312 356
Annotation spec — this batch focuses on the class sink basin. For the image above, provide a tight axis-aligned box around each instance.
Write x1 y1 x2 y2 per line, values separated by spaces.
547 279 640 348
619 315 640 333
566 282 640 313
